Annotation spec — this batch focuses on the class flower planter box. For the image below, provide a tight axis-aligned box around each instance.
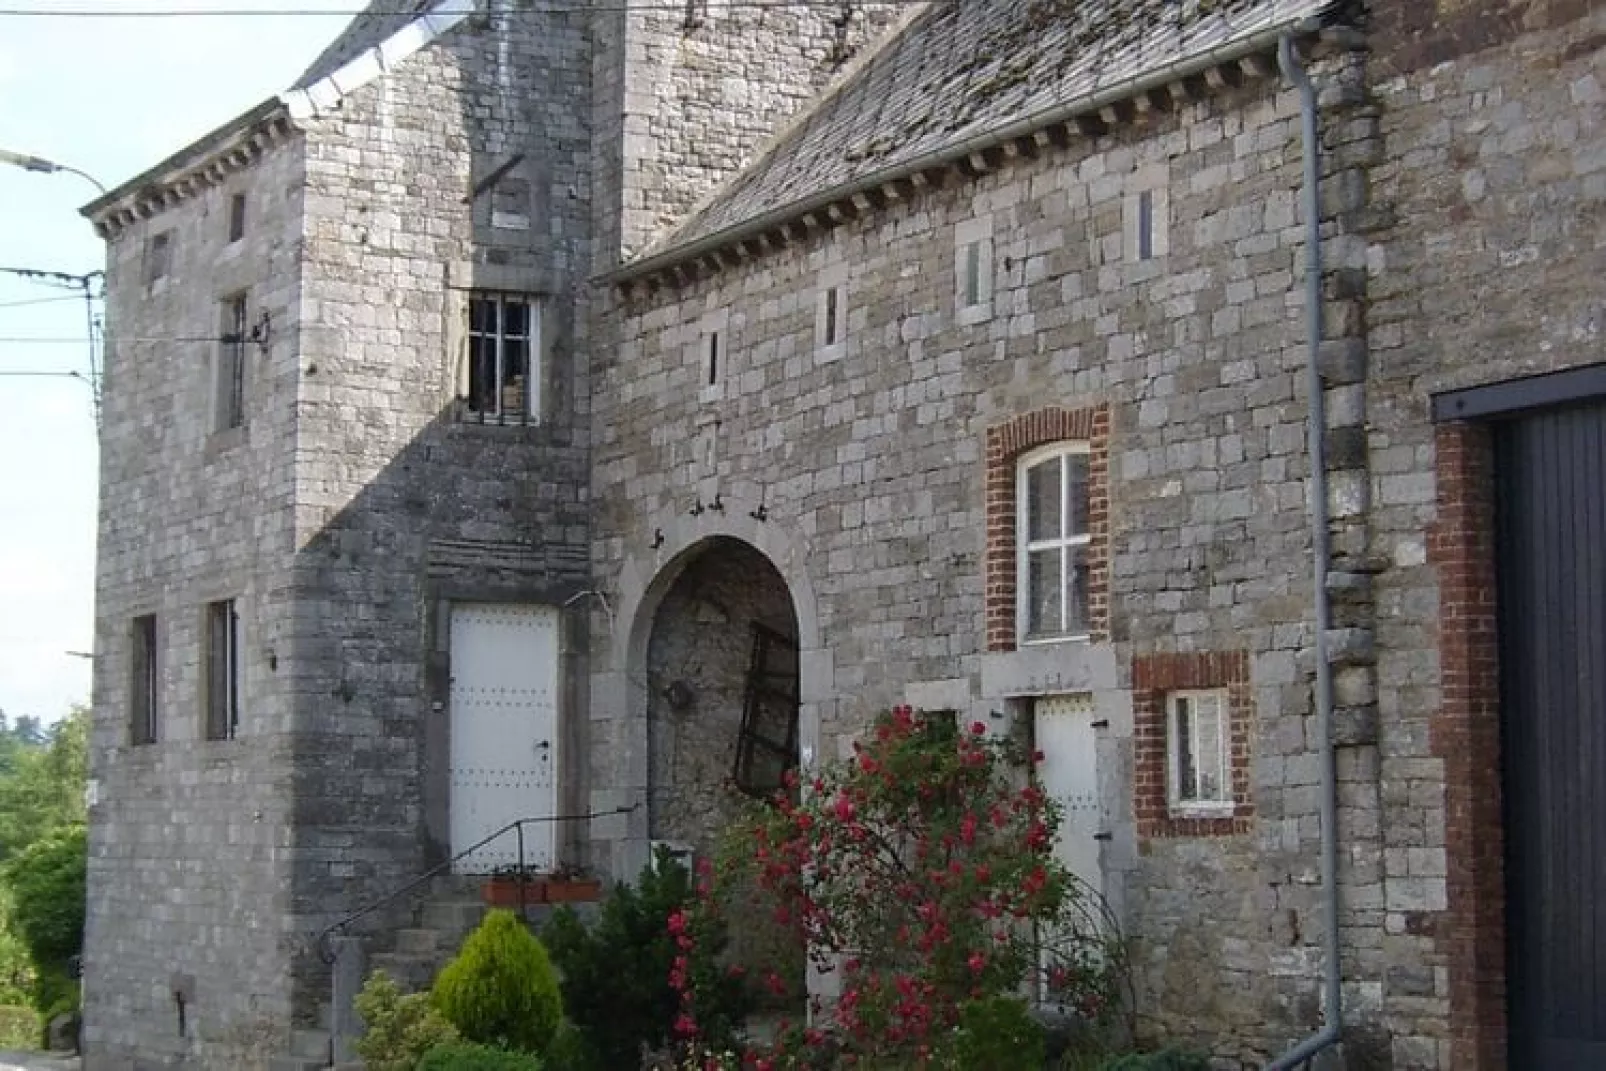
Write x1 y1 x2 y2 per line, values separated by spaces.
480 876 603 907
541 878 602 904
481 878 539 908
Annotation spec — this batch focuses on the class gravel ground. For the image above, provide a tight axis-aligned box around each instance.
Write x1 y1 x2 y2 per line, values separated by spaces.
0 1051 79 1070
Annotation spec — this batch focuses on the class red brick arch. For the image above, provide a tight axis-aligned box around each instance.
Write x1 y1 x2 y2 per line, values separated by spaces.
983 404 1110 652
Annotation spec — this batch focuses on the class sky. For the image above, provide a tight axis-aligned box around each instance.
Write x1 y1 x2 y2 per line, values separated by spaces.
0 0 365 723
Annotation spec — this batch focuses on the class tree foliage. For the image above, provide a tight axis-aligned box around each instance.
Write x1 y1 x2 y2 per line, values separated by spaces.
5 825 87 971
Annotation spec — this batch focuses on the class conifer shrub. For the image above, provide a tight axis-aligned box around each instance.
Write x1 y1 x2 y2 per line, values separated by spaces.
353 970 458 1071
431 909 562 1055
416 1040 544 1070
542 849 748 1070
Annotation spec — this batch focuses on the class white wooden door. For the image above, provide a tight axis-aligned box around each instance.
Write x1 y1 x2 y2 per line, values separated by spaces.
1034 693 1105 1005
1035 693 1103 899
448 603 560 874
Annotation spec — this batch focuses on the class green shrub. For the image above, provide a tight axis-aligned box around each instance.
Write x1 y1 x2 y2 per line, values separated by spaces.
417 1041 544 1071
941 995 1046 1069
353 970 458 1071
542 850 748 1070
540 1020 597 1071
432 909 562 1054
1097 1048 1213 1071
4 825 85 996
0 1004 35 1049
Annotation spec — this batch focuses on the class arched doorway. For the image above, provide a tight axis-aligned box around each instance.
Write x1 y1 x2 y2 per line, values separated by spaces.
643 536 800 848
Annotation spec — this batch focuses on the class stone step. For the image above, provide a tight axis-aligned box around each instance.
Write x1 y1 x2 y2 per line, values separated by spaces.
292 1027 332 1062
370 950 440 992
419 898 486 935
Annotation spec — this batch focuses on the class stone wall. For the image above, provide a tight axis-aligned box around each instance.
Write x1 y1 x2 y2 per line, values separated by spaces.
284 3 594 1026
1364 7 1605 1068
85 135 308 1068
589 59 1371 1064
591 0 907 267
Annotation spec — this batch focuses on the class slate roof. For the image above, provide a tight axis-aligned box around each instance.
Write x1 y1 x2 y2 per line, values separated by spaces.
650 0 1335 258
293 0 438 90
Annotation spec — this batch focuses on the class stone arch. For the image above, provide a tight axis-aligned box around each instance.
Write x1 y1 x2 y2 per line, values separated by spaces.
595 499 829 880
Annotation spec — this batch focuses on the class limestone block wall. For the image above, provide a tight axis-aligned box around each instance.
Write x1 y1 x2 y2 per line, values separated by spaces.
285 5 594 1023
591 0 908 267
1363 7 1605 1068
589 62 1404 1064
85 138 308 1068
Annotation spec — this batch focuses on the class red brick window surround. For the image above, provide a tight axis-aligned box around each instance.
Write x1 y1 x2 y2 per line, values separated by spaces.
984 405 1110 652
1427 421 1506 1071
1132 651 1254 839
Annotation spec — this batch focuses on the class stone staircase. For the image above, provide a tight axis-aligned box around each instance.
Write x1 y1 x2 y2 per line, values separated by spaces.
272 876 598 1070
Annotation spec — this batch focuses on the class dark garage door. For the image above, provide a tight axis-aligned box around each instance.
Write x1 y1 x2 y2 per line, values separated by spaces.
1496 399 1606 1069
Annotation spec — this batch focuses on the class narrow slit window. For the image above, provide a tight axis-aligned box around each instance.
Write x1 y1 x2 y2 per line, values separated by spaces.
824 287 839 347
145 232 172 285
706 330 720 386
204 599 240 741
962 241 982 307
1137 190 1154 261
227 193 247 243
130 615 158 746
215 294 247 431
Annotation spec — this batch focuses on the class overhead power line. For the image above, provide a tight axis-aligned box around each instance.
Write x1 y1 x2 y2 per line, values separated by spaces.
0 294 86 310
2 1 930 14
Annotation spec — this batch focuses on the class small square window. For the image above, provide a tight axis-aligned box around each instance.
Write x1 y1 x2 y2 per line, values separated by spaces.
465 292 540 424
204 600 240 741
227 194 247 243
130 615 158 746
215 294 248 431
145 232 172 286
1168 690 1231 813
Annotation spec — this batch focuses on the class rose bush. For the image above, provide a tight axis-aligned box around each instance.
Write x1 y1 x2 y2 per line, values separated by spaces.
672 706 1126 1069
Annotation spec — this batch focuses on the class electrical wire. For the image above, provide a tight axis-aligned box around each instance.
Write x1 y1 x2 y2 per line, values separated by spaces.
0 336 226 344
2 2 933 14
0 295 87 310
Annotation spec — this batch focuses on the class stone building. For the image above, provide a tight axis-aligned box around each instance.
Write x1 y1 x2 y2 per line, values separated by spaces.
82 0 1603 1068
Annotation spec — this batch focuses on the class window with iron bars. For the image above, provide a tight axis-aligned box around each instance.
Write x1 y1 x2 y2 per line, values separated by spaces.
466 293 539 424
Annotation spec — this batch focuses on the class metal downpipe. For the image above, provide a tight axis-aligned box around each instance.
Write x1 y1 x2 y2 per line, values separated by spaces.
1265 33 1342 1071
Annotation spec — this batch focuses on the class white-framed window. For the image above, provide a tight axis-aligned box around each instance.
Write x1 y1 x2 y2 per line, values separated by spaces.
1167 690 1232 813
1017 443 1091 643
954 217 994 324
215 293 247 431
466 292 540 424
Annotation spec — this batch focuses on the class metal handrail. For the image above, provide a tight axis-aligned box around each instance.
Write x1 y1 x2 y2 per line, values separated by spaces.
313 804 636 963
